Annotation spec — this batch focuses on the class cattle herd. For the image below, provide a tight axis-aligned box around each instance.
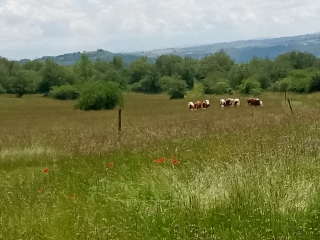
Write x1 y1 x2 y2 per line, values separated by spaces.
188 98 263 110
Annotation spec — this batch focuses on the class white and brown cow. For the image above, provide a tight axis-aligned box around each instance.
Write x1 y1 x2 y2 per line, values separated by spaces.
220 99 226 108
188 102 195 110
247 98 263 107
233 98 240 107
225 98 233 107
202 100 210 109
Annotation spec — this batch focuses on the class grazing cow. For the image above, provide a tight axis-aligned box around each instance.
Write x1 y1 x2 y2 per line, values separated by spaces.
233 98 240 107
220 99 226 108
225 98 233 107
188 102 195 110
247 98 263 107
202 100 210 109
194 101 202 110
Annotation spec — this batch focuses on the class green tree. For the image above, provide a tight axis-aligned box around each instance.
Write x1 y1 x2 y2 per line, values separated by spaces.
10 70 39 97
229 64 249 89
155 55 183 76
21 60 44 71
74 54 94 82
275 51 317 69
175 57 197 89
198 50 234 79
112 56 124 70
138 66 162 93
76 81 123 110
38 59 66 95
129 56 150 84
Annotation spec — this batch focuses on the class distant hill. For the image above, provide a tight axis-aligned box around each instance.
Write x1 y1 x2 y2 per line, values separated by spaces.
131 32 320 63
17 49 156 66
17 32 320 66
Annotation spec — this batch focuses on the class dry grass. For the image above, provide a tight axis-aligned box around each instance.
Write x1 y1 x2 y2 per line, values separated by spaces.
1 92 319 158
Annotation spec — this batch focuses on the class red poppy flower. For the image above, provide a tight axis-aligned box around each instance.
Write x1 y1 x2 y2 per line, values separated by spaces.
108 162 114 168
154 157 166 163
44 168 49 173
172 157 180 165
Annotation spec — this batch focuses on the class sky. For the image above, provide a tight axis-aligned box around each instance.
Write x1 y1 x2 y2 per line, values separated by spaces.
0 0 320 60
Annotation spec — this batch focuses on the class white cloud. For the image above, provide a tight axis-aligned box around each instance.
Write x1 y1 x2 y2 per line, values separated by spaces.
0 0 320 60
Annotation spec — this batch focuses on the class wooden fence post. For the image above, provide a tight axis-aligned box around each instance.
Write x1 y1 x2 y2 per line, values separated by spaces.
284 90 287 101
118 109 122 134
287 98 293 115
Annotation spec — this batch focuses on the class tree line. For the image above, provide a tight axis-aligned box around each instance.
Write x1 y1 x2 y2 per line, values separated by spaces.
1 50 320 109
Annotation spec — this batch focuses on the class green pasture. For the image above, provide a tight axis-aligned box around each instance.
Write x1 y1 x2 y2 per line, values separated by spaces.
1 92 320 239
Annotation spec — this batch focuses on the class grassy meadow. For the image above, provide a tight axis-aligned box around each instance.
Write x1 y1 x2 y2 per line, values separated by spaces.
1 91 320 239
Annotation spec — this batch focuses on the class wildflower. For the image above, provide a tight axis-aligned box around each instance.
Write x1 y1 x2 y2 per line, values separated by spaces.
44 168 49 173
108 162 114 168
39 189 45 194
71 195 76 199
154 157 166 163
172 157 180 165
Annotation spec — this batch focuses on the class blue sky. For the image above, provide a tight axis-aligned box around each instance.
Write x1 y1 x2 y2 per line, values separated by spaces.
0 0 320 60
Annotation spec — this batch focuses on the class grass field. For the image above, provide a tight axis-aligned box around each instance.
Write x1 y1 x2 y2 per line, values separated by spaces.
1 92 320 239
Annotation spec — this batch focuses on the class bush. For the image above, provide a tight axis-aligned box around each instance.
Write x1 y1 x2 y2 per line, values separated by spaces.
309 73 320 92
76 81 123 110
131 82 142 92
49 85 80 100
0 84 5 93
239 78 261 94
203 79 230 95
167 78 188 99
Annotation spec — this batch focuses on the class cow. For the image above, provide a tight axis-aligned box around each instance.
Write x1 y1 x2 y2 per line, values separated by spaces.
202 100 210 109
225 98 233 107
194 101 202 110
233 98 240 107
188 102 195 110
247 98 263 107
220 99 226 108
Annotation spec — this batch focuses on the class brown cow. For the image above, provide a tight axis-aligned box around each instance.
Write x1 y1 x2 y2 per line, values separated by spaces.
194 101 202 110
247 98 263 107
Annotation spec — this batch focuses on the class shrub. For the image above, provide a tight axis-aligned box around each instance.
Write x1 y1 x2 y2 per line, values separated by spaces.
131 82 142 92
203 79 230 95
167 78 188 99
309 73 320 92
239 77 261 94
76 81 123 110
49 85 80 100
0 84 5 93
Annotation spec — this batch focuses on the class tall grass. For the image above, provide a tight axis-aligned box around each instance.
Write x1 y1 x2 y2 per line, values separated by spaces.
0 92 320 239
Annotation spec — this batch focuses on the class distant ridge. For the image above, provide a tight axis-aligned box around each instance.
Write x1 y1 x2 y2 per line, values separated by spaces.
17 32 320 66
131 32 320 63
